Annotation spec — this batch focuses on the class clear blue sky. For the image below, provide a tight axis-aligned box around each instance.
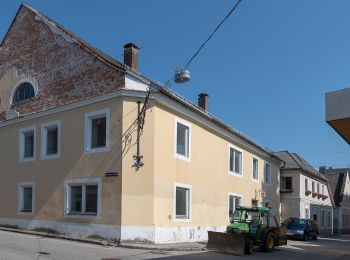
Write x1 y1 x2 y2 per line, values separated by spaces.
1 0 350 168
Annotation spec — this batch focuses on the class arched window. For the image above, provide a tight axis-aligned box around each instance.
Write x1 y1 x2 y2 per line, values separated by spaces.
13 82 35 104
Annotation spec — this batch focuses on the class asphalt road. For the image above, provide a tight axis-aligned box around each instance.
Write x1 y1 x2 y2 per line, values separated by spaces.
0 230 349 260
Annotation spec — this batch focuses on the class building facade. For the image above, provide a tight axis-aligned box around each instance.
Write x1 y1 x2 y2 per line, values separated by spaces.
275 151 334 235
320 167 350 234
0 4 282 243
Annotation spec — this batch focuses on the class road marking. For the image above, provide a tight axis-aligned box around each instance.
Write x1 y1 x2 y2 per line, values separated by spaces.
319 238 350 242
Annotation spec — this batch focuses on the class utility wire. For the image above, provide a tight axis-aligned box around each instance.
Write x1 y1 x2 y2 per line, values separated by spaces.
183 0 242 70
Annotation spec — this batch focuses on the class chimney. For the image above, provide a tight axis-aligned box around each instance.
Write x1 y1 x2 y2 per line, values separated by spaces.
124 43 139 71
198 93 209 112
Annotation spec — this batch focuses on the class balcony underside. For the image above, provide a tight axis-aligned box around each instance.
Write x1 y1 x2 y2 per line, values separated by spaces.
327 118 350 145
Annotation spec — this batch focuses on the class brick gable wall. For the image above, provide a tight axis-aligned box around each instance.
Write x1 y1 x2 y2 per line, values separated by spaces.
0 5 125 120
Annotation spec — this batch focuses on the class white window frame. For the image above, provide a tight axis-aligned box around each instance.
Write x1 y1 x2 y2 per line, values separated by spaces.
228 192 243 222
41 120 61 160
174 118 192 162
84 109 110 154
173 183 192 222
19 126 36 162
264 162 272 186
18 181 35 215
228 144 243 177
64 178 101 218
9 78 38 106
252 157 259 182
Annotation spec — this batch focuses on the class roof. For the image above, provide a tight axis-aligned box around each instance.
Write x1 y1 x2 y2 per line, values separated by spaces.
323 168 349 206
0 3 281 162
274 151 328 182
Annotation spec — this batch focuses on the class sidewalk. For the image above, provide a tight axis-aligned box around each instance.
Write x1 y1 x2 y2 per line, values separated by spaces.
119 241 207 251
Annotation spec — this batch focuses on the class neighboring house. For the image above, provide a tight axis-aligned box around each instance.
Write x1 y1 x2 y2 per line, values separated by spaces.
275 151 334 235
319 167 350 234
0 4 283 243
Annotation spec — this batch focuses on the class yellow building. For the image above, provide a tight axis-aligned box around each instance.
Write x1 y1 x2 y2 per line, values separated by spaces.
0 4 282 243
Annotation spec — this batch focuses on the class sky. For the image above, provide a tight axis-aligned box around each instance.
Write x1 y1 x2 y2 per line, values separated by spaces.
1 0 350 169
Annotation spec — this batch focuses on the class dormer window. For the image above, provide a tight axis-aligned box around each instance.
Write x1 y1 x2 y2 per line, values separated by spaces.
13 82 35 104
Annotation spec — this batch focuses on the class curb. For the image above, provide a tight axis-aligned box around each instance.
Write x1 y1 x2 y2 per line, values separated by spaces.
0 227 118 247
119 243 207 252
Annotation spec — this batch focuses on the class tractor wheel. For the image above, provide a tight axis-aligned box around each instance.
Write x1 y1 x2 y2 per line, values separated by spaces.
244 238 254 255
262 232 274 252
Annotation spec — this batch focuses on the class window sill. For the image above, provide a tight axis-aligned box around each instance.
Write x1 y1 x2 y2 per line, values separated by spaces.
85 147 109 155
64 213 100 219
41 153 60 160
18 210 34 215
228 171 243 178
175 153 191 162
19 157 35 163
174 217 191 223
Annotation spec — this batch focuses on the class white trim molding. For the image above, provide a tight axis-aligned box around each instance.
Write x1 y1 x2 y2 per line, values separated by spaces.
264 162 272 186
228 143 244 178
41 120 61 160
18 181 35 215
64 178 102 219
227 192 244 222
174 117 192 162
173 182 192 222
9 78 39 107
84 109 110 155
252 156 259 182
19 125 36 163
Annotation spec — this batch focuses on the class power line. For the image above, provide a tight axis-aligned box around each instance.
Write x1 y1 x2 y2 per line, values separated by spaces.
183 0 242 70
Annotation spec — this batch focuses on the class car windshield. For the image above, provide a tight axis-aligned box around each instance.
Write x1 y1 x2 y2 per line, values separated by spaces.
287 219 307 228
232 209 260 223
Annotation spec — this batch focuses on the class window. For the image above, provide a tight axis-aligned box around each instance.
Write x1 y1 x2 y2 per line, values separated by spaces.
312 181 315 192
322 185 325 195
251 199 258 207
327 210 331 228
229 145 242 176
12 82 35 104
320 209 325 227
317 183 320 194
281 177 292 193
19 126 36 162
305 208 310 219
175 119 191 161
264 162 271 185
41 120 61 159
64 179 101 217
252 158 259 181
305 178 309 191
18 182 35 214
174 183 191 221
84 109 110 154
228 194 242 219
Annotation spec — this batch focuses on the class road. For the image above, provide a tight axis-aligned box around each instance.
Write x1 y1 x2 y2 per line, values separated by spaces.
0 230 349 260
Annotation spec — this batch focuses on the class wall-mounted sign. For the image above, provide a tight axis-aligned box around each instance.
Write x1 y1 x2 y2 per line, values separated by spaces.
105 172 118 177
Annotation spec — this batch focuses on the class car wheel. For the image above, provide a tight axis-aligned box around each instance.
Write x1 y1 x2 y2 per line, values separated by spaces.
262 232 274 252
245 238 254 255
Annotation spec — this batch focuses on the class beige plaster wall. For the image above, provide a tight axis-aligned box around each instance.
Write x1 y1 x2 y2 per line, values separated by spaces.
151 104 280 227
0 98 123 225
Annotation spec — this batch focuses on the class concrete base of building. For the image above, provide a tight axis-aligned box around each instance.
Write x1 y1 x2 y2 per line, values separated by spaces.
0 217 226 244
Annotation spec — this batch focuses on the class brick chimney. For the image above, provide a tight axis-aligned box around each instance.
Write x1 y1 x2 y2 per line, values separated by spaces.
198 93 209 112
124 43 139 71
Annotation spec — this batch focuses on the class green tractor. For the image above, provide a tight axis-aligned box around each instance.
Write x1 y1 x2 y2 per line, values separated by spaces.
207 206 287 256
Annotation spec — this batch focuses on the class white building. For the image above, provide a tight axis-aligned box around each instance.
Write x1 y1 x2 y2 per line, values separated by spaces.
275 151 334 235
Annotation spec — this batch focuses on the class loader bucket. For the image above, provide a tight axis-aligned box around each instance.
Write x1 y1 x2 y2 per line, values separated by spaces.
206 231 245 256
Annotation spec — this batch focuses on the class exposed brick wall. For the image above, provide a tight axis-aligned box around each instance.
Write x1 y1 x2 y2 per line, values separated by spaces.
0 5 125 120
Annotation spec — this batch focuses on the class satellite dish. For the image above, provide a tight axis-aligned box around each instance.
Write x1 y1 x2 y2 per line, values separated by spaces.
174 69 190 83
